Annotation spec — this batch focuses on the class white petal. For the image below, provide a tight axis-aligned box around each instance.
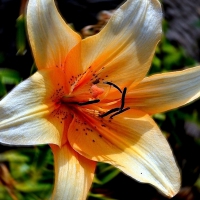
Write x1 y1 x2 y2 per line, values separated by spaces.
81 0 162 88
27 0 81 69
50 143 96 200
0 68 66 146
126 66 200 114
68 110 180 197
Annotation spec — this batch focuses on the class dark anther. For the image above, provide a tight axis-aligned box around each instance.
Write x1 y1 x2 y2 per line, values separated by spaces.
110 107 130 119
121 87 127 110
77 99 100 106
99 107 120 118
99 84 129 118
103 81 122 93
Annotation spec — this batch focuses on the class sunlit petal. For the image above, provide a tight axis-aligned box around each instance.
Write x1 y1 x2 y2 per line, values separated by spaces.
27 0 81 69
81 0 162 89
68 110 180 197
0 68 67 146
50 143 96 200
64 43 83 93
126 66 200 114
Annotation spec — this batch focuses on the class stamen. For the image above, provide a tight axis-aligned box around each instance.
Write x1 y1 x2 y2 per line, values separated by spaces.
99 107 120 118
121 87 127 110
77 99 100 106
99 85 129 119
67 99 100 106
103 81 122 93
110 107 130 119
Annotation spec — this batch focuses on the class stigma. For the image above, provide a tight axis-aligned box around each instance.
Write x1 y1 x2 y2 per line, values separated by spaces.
90 84 105 98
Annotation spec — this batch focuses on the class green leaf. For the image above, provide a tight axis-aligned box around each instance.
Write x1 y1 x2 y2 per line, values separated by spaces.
152 56 161 70
30 63 37 75
95 163 120 185
15 182 52 193
88 192 117 200
0 68 21 85
100 168 120 185
16 15 27 55
0 151 30 162
0 76 7 96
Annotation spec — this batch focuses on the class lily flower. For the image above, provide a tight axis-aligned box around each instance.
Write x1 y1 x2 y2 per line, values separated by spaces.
1 0 200 199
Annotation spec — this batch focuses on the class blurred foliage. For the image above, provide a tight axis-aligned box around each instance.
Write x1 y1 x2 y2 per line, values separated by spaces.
0 146 54 200
0 0 200 200
16 15 26 56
